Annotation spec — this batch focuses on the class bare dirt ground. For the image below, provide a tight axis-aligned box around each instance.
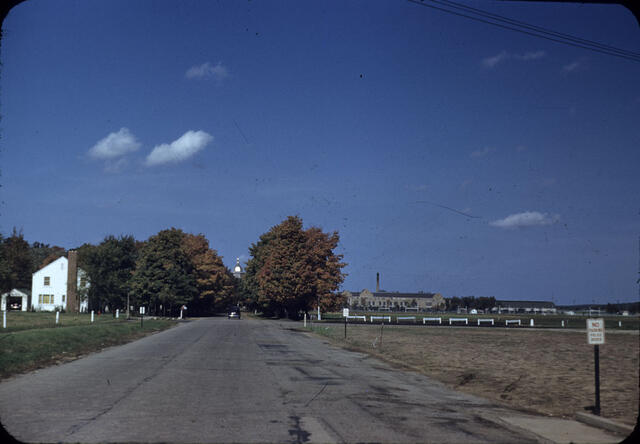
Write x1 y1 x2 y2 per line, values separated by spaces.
313 324 639 425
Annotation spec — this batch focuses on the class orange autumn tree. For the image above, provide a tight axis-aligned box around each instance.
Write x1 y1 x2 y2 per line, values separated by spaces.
250 216 346 318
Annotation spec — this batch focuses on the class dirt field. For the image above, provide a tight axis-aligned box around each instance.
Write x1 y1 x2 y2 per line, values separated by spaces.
312 323 639 425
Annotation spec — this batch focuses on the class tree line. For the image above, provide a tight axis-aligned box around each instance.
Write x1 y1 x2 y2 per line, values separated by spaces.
1 217 348 319
0 228 236 316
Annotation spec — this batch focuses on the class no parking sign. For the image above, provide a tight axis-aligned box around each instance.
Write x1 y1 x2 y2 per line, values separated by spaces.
587 318 605 344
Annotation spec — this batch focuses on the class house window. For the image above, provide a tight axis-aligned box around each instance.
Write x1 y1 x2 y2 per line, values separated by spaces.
62 295 66 303
44 276 50 286
39 294 54 304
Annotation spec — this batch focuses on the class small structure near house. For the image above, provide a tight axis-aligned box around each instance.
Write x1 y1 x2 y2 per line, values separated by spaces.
1 289 30 311
31 255 89 312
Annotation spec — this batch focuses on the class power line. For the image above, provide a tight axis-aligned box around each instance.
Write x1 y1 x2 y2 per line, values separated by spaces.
434 0 640 58
408 0 640 62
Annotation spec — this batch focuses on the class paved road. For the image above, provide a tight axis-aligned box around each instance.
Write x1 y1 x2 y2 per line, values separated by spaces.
0 318 613 443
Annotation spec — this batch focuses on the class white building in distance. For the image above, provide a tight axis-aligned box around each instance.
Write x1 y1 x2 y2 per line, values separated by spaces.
31 256 89 312
232 258 244 279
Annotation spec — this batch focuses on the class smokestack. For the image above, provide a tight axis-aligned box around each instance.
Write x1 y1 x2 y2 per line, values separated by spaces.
67 250 78 313
376 272 380 292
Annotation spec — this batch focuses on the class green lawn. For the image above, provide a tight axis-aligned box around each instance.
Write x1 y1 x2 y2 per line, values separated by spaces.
0 310 130 333
0 313 176 379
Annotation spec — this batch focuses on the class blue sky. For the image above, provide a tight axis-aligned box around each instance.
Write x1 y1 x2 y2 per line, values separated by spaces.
1 0 639 304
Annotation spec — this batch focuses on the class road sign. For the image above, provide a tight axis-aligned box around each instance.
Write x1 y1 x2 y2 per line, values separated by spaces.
587 318 605 345
343 308 349 317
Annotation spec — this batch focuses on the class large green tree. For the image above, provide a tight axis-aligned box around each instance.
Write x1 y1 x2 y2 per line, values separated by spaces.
129 228 197 316
241 228 276 312
247 216 346 318
80 235 138 312
181 233 236 314
0 228 33 293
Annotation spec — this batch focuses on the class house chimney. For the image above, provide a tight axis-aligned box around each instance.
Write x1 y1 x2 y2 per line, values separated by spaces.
67 250 78 313
376 272 380 292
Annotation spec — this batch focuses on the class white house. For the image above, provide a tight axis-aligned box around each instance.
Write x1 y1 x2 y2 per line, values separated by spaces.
1 289 30 311
31 256 89 312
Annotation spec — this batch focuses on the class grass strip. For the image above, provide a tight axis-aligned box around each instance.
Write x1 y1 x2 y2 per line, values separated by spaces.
0 319 176 379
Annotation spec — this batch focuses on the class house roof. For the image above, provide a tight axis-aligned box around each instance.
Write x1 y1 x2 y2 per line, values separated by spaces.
33 256 86 275
1 288 31 297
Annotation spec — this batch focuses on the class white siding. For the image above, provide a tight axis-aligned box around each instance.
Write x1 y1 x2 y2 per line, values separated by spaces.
1 289 29 311
31 257 89 312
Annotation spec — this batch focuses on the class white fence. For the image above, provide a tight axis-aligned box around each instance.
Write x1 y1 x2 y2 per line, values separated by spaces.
449 317 469 325
370 315 391 323
397 316 416 323
477 318 494 326
505 319 521 326
345 315 367 322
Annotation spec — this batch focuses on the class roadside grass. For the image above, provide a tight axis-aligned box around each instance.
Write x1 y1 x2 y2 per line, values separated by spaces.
305 322 639 425
0 311 128 333
0 319 176 379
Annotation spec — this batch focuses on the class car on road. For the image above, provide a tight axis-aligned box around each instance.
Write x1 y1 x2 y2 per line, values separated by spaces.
228 306 241 319
9 302 21 310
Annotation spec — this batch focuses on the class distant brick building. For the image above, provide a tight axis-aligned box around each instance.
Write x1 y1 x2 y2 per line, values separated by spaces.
343 289 445 311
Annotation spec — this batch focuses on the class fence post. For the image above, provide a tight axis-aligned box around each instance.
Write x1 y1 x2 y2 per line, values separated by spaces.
3 310 5 329
116 309 119 319
344 316 347 339
91 310 94 323
56 311 59 325
304 312 307 328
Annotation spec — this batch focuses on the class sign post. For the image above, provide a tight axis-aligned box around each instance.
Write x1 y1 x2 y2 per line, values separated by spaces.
587 318 605 416
140 306 145 328
343 308 349 339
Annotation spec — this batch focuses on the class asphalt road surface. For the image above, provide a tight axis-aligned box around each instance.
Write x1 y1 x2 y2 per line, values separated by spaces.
0 318 549 443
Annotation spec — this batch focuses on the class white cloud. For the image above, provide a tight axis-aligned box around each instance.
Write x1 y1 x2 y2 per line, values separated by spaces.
470 147 494 158
88 128 141 159
515 50 546 61
145 130 213 166
490 211 559 229
185 62 229 81
483 50 546 68
562 61 580 73
482 51 509 68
